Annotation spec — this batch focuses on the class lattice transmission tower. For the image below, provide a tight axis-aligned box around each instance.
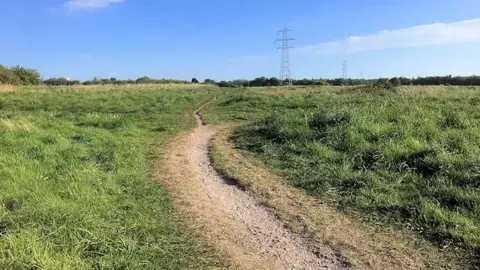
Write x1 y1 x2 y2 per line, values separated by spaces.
276 28 294 85
342 60 348 79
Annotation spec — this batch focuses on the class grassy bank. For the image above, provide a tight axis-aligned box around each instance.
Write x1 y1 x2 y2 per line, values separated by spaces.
0 85 220 268
204 85 480 264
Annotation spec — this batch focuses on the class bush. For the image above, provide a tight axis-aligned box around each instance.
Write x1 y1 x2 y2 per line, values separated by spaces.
0 65 42 85
218 81 235 88
204 79 216 85
44 78 80 86
0 65 20 84
10 66 42 85
136 76 153 84
268 77 281 86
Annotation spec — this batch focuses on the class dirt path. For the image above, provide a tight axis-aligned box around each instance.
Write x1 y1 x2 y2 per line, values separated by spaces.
158 104 342 270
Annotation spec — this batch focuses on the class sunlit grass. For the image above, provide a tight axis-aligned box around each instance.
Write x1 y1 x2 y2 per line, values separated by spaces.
0 85 220 268
204 85 480 261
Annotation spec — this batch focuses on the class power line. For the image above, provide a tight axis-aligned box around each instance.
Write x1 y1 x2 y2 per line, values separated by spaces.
342 60 348 79
276 28 294 85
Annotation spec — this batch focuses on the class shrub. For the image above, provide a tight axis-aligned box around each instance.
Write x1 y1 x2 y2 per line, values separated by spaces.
0 65 20 84
218 81 235 88
9 66 42 85
44 78 79 86
204 79 216 85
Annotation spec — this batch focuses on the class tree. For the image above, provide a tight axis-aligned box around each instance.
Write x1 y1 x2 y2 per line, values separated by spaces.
204 79 216 85
331 78 344 86
10 66 42 85
218 81 234 87
44 77 69 86
250 77 269 87
374 78 392 89
313 79 329 85
136 76 153 84
191 78 199 84
90 77 102 85
44 77 81 86
390 77 402 87
268 77 281 86
0 65 20 84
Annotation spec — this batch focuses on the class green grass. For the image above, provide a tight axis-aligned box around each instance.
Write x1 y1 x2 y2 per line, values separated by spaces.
204 85 480 261
3 84 479 267
0 85 220 269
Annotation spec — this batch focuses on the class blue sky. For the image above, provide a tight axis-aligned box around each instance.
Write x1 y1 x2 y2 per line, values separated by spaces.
2 0 480 81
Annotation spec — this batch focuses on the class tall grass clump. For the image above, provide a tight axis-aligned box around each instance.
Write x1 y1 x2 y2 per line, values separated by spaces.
220 85 480 258
0 85 219 268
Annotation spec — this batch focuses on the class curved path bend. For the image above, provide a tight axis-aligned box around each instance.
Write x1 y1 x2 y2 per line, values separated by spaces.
159 103 341 270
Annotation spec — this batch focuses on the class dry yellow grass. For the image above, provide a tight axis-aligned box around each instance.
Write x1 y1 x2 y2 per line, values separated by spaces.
210 126 465 270
397 85 479 99
0 118 32 131
0 84 16 92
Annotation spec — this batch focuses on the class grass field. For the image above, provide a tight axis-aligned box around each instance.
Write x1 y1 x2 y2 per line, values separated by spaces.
0 85 220 269
2 84 479 268
203 85 480 263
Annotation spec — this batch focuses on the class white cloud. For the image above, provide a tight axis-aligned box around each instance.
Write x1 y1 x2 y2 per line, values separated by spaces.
63 0 124 11
300 18 480 55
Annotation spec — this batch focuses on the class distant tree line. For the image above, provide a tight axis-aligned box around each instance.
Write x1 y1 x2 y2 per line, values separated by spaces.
3 65 480 88
45 76 193 86
0 65 197 86
80 76 192 85
215 75 480 87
